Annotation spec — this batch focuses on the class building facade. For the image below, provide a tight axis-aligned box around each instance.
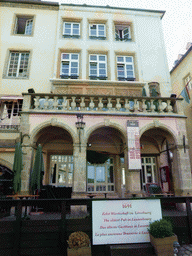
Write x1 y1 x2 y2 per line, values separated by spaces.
0 0 191 198
170 43 192 170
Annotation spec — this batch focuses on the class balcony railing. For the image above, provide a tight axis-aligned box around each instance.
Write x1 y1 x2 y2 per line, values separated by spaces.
22 93 183 115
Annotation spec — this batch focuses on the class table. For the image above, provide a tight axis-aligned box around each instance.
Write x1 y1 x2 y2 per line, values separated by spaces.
6 194 39 216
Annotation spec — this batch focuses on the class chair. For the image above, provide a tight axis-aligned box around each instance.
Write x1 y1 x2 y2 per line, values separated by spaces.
145 183 173 197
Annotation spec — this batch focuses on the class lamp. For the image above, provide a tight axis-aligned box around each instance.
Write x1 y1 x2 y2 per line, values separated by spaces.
75 114 85 152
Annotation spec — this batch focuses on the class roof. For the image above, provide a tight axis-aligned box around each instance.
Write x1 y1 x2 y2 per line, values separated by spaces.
170 44 192 74
1 0 59 6
61 3 165 18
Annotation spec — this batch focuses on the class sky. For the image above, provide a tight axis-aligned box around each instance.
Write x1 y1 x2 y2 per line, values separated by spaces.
47 0 192 70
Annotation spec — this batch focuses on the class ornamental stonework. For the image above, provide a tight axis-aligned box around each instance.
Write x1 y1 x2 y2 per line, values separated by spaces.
86 88 113 95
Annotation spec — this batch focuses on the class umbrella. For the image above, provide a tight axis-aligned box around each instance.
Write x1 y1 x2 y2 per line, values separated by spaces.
13 142 23 194
30 144 44 194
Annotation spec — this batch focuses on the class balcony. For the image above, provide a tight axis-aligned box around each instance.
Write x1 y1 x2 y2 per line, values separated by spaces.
22 93 184 116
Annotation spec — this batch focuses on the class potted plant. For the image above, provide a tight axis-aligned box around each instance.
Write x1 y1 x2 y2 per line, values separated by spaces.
148 218 178 256
67 231 91 256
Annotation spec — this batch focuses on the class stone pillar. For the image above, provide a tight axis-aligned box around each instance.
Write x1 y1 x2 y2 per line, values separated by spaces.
127 170 141 194
73 142 87 193
115 155 121 197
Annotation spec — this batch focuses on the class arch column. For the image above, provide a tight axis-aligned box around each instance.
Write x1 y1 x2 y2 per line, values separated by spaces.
73 143 87 193
173 146 192 196
20 136 33 194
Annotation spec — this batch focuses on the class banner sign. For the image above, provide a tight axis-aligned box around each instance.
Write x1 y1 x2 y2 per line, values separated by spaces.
127 120 141 169
92 199 162 245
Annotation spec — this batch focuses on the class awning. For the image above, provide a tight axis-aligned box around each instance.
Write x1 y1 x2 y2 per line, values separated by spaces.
0 96 23 102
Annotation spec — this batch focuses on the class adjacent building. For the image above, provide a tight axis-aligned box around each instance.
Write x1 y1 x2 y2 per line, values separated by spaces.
0 0 191 198
170 42 192 170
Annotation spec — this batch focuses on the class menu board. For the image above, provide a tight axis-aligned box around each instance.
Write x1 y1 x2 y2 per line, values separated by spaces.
127 120 141 169
92 199 162 245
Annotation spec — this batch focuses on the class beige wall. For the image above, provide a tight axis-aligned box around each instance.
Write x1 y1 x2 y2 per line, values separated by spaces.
0 3 58 95
171 50 192 168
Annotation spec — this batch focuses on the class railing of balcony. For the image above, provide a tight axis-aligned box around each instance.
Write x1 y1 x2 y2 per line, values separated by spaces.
22 93 183 115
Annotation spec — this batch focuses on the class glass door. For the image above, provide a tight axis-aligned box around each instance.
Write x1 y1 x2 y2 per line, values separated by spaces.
141 156 157 191
50 155 73 187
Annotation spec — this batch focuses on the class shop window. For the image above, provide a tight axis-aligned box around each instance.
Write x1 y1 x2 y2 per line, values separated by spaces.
117 56 135 81
14 16 33 35
115 25 131 41
89 54 107 80
89 24 106 40
60 53 79 79
7 51 30 78
63 22 80 38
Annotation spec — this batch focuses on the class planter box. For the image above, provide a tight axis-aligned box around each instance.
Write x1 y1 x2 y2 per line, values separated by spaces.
67 247 91 256
150 234 178 256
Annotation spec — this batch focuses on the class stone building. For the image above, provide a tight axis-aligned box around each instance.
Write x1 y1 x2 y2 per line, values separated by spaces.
0 0 191 198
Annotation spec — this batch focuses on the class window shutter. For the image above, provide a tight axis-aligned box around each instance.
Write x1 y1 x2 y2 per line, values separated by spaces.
115 29 119 40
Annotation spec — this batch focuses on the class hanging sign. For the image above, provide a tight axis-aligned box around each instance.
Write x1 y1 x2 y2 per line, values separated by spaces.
127 120 142 169
92 199 162 245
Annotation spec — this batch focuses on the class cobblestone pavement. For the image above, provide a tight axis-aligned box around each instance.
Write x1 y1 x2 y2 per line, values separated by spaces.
178 244 192 256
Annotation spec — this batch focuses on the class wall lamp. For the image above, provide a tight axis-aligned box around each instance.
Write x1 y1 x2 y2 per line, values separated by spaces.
75 114 85 152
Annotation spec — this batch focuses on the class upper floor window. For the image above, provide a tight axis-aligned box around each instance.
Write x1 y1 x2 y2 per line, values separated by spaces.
14 16 33 35
115 25 131 41
63 22 80 38
89 54 107 80
60 53 79 79
7 51 30 78
117 56 135 81
184 74 192 90
89 24 106 39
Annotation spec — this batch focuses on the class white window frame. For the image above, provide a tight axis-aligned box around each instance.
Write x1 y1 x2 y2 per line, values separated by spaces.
14 16 33 35
89 54 107 79
63 22 80 37
115 25 131 41
7 51 30 78
89 24 106 38
117 56 135 81
60 53 79 78
87 158 115 193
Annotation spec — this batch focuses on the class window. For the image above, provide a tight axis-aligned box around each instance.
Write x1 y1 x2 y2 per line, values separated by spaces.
87 158 114 192
14 16 33 35
0 100 22 127
60 53 79 79
50 155 73 187
89 24 106 39
63 22 80 38
7 52 30 78
184 75 192 90
117 56 135 81
115 25 131 41
89 54 107 80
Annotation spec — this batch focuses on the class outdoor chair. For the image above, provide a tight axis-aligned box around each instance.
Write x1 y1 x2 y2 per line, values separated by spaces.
145 183 173 197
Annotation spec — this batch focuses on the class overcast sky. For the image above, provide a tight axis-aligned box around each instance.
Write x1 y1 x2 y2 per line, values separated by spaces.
48 0 192 70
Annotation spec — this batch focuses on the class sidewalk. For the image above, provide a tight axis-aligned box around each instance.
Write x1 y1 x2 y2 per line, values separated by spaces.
178 244 192 256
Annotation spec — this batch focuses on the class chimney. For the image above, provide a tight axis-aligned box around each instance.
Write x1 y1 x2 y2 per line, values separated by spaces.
186 42 192 51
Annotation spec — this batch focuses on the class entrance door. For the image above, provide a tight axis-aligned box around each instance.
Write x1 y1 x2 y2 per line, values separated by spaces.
87 158 114 192
50 155 73 187
141 156 157 191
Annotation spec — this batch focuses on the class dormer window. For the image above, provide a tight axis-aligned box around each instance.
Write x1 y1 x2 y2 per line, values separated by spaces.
115 25 131 41
89 24 106 40
63 22 80 38
60 53 79 79
117 56 135 81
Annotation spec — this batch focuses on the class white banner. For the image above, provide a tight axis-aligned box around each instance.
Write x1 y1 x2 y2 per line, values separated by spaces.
127 120 142 169
92 199 162 245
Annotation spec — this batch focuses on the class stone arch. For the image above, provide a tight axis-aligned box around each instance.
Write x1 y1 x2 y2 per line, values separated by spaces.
140 122 178 144
0 158 13 170
85 121 127 145
30 118 78 145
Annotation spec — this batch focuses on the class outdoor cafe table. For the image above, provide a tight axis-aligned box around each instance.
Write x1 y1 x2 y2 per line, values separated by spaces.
6 194 39 216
